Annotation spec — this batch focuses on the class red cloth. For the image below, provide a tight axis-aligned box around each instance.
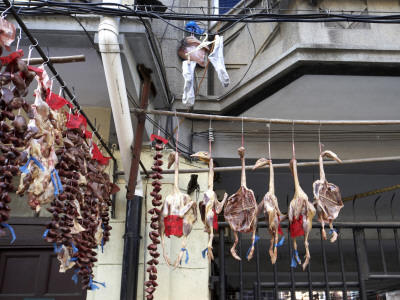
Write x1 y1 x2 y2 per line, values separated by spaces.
150 134 168 145
212 209 218 230
65 112 87 130
164 215 183 237
0 50 23 65
278 223 283 235
84 130 93 139
45 89 73 110
290 215 305 238
27 65 44 77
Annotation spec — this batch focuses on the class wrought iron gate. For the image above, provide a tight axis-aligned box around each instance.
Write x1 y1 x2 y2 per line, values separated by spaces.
211 221 400 300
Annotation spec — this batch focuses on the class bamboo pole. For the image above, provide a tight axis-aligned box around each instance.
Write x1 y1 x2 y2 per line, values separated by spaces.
113 155 400 176
132 108 400 125
342 184 400 202
21 55 86 65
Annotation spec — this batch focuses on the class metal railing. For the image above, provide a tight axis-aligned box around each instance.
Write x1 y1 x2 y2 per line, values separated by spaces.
214 221 400 300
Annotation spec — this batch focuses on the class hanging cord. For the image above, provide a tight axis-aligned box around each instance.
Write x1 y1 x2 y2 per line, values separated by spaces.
267 122 271 160
209 115 212 157
292 120 295 160
175 112 179 153
241 117 244 147
318 121 323 154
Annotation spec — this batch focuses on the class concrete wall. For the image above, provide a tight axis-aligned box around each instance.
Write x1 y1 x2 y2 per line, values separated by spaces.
87 146 210 300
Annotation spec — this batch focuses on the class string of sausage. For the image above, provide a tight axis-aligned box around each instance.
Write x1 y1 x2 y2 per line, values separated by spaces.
144 138 164 299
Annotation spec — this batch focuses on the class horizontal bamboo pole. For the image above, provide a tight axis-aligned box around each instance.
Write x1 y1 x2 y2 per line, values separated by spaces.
342 184 400 202
113 155 400 176
132 108 400 125
21 55 86 65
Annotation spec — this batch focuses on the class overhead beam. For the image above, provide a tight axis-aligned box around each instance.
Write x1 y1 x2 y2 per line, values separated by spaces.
131 108 400 125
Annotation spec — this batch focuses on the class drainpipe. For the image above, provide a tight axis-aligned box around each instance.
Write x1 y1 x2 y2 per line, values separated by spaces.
98 3 144 300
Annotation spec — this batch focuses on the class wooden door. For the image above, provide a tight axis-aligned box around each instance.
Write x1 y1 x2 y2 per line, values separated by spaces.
0 218 87 300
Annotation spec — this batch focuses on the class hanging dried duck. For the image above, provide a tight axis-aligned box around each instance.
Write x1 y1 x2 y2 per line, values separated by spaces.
288 158 316 270
159 148 197 268
313 150 343 243
191 151 227 262
252 158 285 264
224 147 259 261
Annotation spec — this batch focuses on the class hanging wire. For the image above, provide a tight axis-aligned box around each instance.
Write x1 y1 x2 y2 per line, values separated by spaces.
241 116 244 147
292 120 295 160
267 122 271 160
209 115 212 157
318 121 322 154
15 24 21 50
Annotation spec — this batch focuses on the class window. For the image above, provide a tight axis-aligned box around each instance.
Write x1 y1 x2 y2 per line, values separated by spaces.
213 0 241 15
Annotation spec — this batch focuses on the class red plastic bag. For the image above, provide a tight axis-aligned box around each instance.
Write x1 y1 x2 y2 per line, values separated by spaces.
212 209 218 230
290 215 305 238
0 49 23 65
164 215 183 237
45 89 72 110
98 156 111 166
91 143 103 160
65 112 87 130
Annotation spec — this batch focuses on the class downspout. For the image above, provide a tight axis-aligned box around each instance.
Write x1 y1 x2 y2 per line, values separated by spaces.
98 3 144 300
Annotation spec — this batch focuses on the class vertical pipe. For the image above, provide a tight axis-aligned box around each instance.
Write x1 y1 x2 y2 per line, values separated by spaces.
320 228 330 299
120 67 152 300
239 233 243 300
395 229 400 269
120 195 142 300
337 229 348 300
377 229 387 273
353 228 368 300
256 229 261 300
219 227 226 300
273 259 278 299
307 263 313 300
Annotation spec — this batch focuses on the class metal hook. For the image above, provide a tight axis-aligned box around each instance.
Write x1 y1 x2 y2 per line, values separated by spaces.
29 38 38 50
1 3 13 19
16 24 22 51
50 73 58 81
42 56 50 67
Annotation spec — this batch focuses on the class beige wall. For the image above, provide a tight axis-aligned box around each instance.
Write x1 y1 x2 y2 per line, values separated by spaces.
87 147 211 300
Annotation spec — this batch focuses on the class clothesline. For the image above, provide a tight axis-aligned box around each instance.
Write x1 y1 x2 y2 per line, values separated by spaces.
113 155 400 176
132 108 400 126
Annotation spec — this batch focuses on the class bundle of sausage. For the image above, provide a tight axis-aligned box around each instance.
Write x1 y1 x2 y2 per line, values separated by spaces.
0 50 39 240
144 135 167 299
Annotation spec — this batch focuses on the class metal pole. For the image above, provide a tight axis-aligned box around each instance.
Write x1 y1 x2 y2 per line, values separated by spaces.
3 0 116 162
255 229 261 300
320 228 330 299
337 229 348 300
239 233 243 300
219 227 226 300
120 65 152 300
115 156 400 176
132 108 400 125
353 228 368 300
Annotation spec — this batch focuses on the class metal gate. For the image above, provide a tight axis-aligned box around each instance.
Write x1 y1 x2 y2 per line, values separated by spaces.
211 218 400 300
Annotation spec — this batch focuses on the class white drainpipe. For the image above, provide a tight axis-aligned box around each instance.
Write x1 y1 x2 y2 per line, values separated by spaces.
98 5 143 197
